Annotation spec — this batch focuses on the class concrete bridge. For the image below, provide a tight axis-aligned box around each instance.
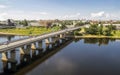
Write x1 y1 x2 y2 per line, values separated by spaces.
0 26 84 62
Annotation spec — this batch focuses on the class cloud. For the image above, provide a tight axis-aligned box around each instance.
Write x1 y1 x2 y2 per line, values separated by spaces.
31 12 49 15
0 5 7 8
39 12 48 15
91 11 105 18
62 13 80 20
0 12 8 20
90 11 120 20
0 13 8 16
0 10 50 20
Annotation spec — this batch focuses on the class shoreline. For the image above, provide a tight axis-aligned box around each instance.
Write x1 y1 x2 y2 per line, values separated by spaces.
1 32 120 39
69 35 120 39
0 32 27 36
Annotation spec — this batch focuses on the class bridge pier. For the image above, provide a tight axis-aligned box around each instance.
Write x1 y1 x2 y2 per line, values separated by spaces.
60 34 64 39
1 52 8 62
20 45 31 63
3 60 8 72
37 41 43 50
9 50 17 63
19 47 25 55
45 38 50 44
59 33 67 43
38 41 42 47
24 44 31 54
31 43 37 50
52 36 60 47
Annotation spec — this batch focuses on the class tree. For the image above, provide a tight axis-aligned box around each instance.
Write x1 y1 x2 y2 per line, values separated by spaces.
19 19 28 26
103 24 114 36
103 28 110 36
75 22 84 27
85 24 98 35
98 24 103 35
60 24 67 29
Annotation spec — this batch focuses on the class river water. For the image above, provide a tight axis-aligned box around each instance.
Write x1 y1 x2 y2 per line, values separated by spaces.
0 35 120 75
26 38 120 75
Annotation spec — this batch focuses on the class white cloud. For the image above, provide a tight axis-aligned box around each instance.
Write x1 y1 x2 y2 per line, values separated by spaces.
62 13 80 20
0 13 7 16
0 5 7 8
91 11 105 18
0 10 49 20
39 12 48 15
0 12 8 20
90 11 120 20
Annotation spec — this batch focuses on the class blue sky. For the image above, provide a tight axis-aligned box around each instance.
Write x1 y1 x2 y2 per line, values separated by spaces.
0 0 120 20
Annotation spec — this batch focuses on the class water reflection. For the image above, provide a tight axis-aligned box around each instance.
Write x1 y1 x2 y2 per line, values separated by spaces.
0 38 120 75
0 37 72 75
26 38 120 75
0 35 28 43
74 38 116 46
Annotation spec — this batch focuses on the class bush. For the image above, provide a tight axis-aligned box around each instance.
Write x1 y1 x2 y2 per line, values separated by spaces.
74 31 82 36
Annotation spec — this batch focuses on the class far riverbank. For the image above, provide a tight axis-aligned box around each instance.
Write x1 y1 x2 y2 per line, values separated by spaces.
70 35 120 39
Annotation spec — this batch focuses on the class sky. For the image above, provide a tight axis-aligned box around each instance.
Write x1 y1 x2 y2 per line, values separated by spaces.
0 0 120 20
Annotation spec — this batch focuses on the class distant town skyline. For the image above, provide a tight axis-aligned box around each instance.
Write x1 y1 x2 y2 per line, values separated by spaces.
0 0 120 20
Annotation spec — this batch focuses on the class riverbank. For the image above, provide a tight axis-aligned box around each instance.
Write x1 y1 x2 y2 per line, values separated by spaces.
0 26 60 36
71 35 120 39
0 32 25 36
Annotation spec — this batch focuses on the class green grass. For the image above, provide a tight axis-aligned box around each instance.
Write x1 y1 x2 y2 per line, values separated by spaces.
0 26 61 36
112 30 120 36
75 28 120 38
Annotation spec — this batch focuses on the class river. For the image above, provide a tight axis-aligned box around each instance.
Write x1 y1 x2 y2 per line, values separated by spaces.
0 35 120 75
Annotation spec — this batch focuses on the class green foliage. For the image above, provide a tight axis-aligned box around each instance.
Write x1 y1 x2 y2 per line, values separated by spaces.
0 26 61 35
74 30 82 36
103 28 111 36
51 26 61 31
19 19 28 26
75 22 85 26
60 24 67 29
98 24 103 35
85 24 98 35
61 20 73 25
84 24 116 36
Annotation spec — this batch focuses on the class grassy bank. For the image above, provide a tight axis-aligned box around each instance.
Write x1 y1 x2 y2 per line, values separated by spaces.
0 26 61 36
74 27 120 39
74 35 120 39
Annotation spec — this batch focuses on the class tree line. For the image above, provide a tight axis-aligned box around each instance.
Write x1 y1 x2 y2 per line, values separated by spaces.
84 24 116 36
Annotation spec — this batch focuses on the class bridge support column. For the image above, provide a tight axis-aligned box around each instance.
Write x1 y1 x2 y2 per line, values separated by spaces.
1 52 8 62
31 43 36 50
51 36 59 46
60 33 66 39
38 41 43 50
45 38 50 44
10 50 16 62
60 34 64 39
24 44 31 55
60 33 67 43
19 47 25 55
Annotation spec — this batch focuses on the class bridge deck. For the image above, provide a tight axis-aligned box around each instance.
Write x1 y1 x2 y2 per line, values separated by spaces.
0 26 82 52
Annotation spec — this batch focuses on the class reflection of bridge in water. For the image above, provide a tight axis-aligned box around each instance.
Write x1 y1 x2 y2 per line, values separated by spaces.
0 26 83 74
0 37 73 75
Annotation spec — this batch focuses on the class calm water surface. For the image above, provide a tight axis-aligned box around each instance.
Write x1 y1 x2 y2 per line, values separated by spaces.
0 35 28 43
0 36 120 75
25 38 120 75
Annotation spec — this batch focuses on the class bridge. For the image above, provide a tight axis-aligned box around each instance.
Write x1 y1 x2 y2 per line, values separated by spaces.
0 26 85 62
